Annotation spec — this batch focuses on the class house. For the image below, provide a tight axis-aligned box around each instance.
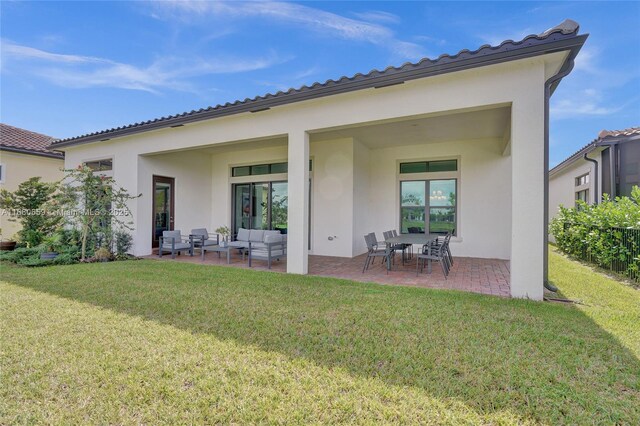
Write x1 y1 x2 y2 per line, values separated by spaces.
549 127 640 217
0 123 65 239
49 20 587 300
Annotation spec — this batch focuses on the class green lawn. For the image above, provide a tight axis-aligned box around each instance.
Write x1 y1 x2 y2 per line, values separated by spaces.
1 248 639 424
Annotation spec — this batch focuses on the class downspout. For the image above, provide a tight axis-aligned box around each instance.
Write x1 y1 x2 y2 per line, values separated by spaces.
583 153 599 204
543 59 576 292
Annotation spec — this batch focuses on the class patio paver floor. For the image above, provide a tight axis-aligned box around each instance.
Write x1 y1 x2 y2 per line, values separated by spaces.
146 249 511 297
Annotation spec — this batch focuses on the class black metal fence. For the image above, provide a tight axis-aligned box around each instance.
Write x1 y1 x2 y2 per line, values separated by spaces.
562 223 640 281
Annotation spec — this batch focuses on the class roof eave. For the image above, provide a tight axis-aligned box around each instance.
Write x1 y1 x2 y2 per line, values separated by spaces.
550 132 639 177
549 144 606 178
0 145 65 159
51 33 588 149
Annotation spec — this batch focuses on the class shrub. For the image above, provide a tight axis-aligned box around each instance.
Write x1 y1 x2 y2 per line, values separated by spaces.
18 257 54 267
0 234 83 267
550 186 640 280
52 251 81 265
95 247 113 262
0 247 41 263
114 230 133 258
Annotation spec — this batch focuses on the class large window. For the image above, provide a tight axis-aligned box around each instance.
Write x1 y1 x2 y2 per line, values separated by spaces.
401 179 457 234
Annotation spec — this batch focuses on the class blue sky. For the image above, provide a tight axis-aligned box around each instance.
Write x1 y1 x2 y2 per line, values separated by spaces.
1 1 638 166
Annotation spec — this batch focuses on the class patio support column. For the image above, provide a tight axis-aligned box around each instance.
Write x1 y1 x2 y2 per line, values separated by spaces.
510 91 545 300
287 130 310 274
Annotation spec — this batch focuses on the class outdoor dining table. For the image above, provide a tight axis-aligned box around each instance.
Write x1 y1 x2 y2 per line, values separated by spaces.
384 233 441 272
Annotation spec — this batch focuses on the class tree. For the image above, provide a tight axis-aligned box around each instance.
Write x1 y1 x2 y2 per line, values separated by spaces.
0 177 62 246
57 166 140 260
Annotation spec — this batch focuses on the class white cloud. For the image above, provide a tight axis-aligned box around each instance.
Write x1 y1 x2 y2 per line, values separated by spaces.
352 10 401 25
1 40 287 94
2 42 110 65
550 88 622 119
550 43 639 120
573 46 598 73
152 1 427 61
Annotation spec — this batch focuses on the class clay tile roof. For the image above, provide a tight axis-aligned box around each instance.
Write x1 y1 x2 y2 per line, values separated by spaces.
598 127 640 140
51 18 587 148
0 123 64 159
550 126 640 175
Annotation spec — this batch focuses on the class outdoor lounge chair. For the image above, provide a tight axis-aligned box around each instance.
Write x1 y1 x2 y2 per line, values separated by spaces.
189 228 220 255
158 230 192 259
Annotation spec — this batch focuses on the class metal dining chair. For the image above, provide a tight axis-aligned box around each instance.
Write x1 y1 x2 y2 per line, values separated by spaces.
362 233 391 274
392 229 412 259
417 237 450 278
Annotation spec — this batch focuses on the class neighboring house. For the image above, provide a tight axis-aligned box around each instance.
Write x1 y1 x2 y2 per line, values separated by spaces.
549 127 640 220
0 123 65 240
50 20 587 300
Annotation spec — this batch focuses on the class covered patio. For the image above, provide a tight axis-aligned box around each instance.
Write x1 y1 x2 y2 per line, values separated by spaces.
146 251 511 297
54 22 587 300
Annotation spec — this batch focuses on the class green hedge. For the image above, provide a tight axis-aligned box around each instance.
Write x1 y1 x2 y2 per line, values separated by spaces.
0 246 81 267
550 186 640 281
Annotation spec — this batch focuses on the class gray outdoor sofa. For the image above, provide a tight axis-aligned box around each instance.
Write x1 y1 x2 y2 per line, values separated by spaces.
229 228 287 269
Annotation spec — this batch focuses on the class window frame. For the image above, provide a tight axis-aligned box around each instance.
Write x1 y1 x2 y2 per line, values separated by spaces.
399 179 458 236
231 160 312 178
574 172 590 205
575 173 590 187
575 188 589 206
398 157 460 237
82 157 114 179
399 159 458 174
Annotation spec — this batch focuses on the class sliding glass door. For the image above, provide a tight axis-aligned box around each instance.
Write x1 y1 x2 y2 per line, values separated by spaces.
271 182 288 233
234 184 251 231
232 181 288 235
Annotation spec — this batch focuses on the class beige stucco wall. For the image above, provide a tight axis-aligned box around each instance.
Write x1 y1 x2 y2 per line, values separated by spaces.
352 138 371 256
549 152 601 221
0 151 64 239
367 138 511 260
138 150 213 245
310 138 355 257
